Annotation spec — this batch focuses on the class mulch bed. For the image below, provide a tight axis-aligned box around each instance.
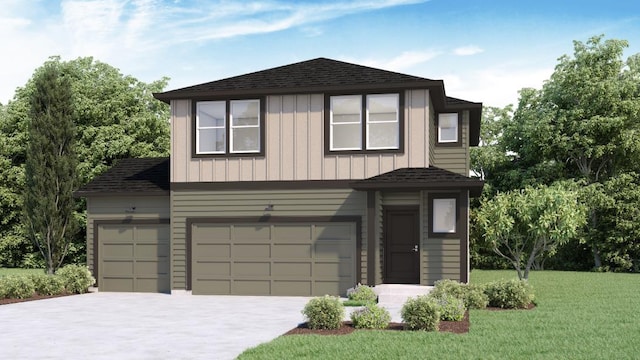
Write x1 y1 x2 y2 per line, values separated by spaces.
284 311 470 336
0 292 75 306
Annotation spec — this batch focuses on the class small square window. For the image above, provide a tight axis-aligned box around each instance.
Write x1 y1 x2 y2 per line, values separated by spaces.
438 113 459 143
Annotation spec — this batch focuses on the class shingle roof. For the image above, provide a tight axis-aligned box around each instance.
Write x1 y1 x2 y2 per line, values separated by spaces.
350 167 484 197
153 57 482 146
75 157 169 196
154 58 441 101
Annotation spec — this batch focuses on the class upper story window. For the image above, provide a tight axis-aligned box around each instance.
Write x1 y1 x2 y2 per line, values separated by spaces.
437 113 460 145
195 99 264 156
327 93 402 154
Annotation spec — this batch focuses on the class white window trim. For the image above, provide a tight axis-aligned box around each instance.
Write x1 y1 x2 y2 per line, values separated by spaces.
432 198 457 233
330 95 362 151
230 99 261 154
438 113 459 143
366 94 399 150
196 101 225 154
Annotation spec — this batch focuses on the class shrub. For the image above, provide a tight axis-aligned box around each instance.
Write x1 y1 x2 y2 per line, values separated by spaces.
29 273 66 296
350 304 391 329
302 295 345 330
431 279 488 309
432 294 466 321
464 284 489 309
56 265 95 294
484 279 535 309
401 295 440 331
347 284 377 303
0 275 35 299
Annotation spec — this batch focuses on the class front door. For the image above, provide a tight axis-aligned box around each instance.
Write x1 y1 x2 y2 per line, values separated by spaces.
383 206 420 284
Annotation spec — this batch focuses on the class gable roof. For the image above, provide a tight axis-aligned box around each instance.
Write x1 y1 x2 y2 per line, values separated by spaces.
74 157 169 197
153 57 482 145
350 167 484 197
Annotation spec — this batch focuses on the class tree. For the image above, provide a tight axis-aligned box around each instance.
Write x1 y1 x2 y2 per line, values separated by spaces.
24 63 77 274
475 184 587 280
0 56 170 268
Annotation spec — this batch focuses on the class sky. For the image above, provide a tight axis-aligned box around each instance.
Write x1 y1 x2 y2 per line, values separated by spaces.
1 0 639 108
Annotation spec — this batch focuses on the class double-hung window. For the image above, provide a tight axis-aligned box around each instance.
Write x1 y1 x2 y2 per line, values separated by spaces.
328 93 401 152
438 113 459 144
195 99 262 155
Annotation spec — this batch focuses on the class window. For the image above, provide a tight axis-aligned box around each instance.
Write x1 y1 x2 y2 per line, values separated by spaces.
438 113 459 143
432 198 457 233
367 94 399 149
195 99 263 156
328 93 401 152
330 95 362 150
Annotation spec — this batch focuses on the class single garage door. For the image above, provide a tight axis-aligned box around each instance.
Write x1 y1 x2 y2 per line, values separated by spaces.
97 222 170 293
191 222 357 296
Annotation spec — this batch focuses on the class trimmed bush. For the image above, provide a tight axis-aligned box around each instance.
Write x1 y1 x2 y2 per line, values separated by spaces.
464 284 489 309
29 273 66 296
347 284 377 303
0 275 35 299
484 279 535 309
431 279 489 309
56 265 95 294
302 295 345 330
401 295 440 331
350 304 391 329
432 294 466 321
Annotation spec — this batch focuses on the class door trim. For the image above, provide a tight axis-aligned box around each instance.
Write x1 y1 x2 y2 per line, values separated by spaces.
383 205 420 284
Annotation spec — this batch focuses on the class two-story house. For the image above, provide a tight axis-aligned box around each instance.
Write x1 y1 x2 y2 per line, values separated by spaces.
76 58 483 296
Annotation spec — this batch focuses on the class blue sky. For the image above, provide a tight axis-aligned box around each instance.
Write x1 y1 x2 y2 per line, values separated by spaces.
2 0 639 107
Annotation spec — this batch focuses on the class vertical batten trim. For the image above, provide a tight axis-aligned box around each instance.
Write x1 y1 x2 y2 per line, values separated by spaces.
367 190 376 285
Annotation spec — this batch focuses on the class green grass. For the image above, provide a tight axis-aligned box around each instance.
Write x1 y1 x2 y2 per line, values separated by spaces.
239 270 640 359
342 299 373 307
0 268 45 277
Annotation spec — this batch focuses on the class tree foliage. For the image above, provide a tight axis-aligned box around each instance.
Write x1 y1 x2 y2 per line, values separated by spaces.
0 56 170 267
475 184 587 280
25 63 77 274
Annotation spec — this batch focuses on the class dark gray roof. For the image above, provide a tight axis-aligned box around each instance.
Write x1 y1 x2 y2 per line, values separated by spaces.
350 167 484 196
153 57 482 146
75 157 169 197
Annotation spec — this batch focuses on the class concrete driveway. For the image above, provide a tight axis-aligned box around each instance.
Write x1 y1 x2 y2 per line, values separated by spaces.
0 292 312 360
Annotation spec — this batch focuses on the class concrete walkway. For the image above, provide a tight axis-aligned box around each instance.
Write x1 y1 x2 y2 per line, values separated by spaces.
0 292 312 360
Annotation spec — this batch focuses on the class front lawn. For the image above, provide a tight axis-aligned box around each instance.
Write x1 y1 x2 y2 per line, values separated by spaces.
238 270 640 359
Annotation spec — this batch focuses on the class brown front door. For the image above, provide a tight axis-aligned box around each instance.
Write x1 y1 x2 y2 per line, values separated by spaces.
384 206 420 284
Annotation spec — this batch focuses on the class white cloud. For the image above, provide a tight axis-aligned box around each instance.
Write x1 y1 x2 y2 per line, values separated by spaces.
453 45 484 56
343 50 442 72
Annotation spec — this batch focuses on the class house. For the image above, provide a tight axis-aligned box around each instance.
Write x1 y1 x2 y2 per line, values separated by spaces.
75 58 484 296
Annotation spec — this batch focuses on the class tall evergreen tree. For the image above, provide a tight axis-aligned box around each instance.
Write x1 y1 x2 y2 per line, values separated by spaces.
24 63 77 274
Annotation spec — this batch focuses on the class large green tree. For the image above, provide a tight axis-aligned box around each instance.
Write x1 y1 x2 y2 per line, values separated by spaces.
0 57 170 267
24 63 77 274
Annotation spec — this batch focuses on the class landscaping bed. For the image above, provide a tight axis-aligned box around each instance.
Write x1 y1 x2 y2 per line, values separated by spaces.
0 292 77 306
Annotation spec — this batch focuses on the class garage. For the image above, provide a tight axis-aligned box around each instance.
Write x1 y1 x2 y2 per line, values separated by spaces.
189 220 358 296
96 221 170 293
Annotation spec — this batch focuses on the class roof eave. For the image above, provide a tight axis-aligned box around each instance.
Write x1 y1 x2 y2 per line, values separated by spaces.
73 190 170 198
350 181 484 197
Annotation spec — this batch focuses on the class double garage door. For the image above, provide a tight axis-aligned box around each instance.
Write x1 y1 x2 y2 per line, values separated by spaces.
97 222 170 293
191 221 357 296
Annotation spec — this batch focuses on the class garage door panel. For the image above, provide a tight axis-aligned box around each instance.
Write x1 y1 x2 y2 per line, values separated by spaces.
191 221 356 296
273 281 312 296
193 225 231 241
102 244 134 257
272 225 312 242
234 225 271 241
193 261 230 276
234 262 271 276
233 280 271 295
98 223 170 293
315 224 352 241
235 244 270 258
273 262 311 277
272 244 311 258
